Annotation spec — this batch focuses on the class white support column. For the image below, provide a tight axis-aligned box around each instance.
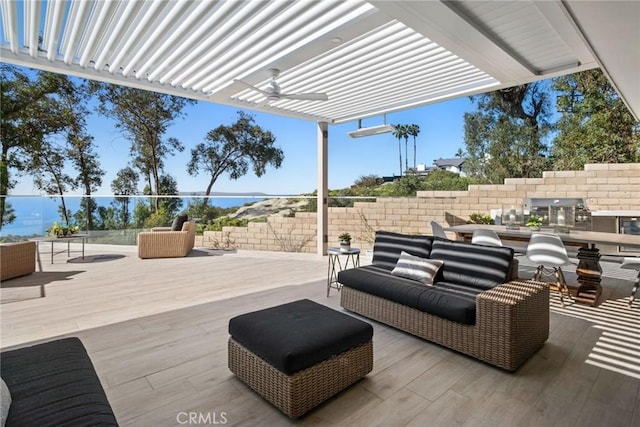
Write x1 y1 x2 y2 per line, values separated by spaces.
317 121 329 255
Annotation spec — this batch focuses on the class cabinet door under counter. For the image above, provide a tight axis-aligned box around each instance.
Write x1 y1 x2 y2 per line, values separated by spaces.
591 211 640 255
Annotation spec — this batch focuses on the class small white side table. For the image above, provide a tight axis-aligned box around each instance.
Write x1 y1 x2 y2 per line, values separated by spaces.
327 247 360 297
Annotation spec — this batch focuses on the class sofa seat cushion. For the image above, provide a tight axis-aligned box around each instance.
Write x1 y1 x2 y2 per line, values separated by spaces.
339 266 480 324
430 239 514 291
0 337 118 427
371 231 434 270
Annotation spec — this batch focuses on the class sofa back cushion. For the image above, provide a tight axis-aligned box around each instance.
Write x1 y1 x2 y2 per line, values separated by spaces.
430 238 514 290
372 231 434 270
171 214 189 231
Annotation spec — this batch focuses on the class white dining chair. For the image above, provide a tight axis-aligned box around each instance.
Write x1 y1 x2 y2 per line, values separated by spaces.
430 221 448 239
620 257 640 307
471 229 503 247
526 232 574 306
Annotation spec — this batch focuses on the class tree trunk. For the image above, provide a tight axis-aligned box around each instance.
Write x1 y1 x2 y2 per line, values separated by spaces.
405 138 409 172
204 177 215 205
59 195 69 225
152 165 160 212
0 145 9 228
398 139 403 176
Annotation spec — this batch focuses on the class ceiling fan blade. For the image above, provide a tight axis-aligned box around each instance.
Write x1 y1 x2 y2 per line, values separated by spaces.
234 79 271 97
280 92 329 101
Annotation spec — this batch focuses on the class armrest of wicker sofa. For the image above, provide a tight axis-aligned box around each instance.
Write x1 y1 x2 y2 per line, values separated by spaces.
476 280 549 370
0 241 36 281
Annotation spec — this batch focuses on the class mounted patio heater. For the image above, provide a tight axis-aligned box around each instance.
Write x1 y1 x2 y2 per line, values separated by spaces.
348 117 395 138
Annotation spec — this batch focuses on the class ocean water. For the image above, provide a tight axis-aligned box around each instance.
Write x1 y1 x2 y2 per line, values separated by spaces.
0 196 262 237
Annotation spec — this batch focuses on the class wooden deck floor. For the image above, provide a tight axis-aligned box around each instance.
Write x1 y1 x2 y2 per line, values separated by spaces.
1 244 639 426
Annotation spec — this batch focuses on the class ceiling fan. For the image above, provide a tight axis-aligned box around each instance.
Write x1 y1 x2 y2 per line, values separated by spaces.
235 68 328 102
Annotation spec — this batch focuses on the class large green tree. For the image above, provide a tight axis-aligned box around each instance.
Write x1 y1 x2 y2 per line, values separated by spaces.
69 133 104 230
0 65 78 227
20 75 101 227
407 124 420 171
27 139 76 224
391 124 408 176
65 83 104 230
92 84 194 210
187 111 284 199
552 69 640 169
111 167 139 229
461 83 552 183
134 174 182 227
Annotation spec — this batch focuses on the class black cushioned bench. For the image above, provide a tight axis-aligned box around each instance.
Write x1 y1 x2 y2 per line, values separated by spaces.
228 299 373 417
1 337 118 426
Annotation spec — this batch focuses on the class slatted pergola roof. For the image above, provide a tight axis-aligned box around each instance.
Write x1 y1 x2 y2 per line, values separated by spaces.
1 0 638 124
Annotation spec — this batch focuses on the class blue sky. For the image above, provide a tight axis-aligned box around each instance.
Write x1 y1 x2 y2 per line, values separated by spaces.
12 71 475 196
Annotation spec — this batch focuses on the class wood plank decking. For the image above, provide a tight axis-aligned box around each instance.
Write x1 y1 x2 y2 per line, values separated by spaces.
1 244 639 426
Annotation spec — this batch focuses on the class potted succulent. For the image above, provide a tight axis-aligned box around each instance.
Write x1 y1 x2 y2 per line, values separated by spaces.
47 222 79 238
467 212 495 225
338 232 352 252
526 215 544 231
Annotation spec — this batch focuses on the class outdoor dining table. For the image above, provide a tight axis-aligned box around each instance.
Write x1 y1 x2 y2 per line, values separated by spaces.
445 224 640 306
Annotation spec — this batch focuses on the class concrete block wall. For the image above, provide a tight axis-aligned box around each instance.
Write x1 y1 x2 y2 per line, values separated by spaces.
195 163 639 253
197 213 317 252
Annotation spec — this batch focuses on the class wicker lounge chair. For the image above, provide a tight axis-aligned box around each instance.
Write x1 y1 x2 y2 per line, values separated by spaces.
137 221 196 259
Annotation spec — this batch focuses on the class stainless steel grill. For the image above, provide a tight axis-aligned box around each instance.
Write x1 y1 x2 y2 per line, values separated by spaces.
524 198 591 230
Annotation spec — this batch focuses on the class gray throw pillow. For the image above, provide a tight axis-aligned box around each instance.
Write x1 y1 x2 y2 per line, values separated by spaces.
1 377 11 427
171 214 188 231
391 251 444 285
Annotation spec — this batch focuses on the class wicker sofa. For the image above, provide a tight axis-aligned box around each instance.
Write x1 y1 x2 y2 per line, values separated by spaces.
137 220 196 259
338 231 549 371
0 241 36 281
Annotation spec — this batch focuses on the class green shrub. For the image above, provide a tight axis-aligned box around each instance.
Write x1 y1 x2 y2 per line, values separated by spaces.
467 212 495 225
203 216 249 231
353 174 383 188
143 207 173 228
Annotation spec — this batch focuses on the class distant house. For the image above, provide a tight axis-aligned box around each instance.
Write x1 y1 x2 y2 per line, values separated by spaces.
412 158 466 177
384 157 467 181
432 158 466 175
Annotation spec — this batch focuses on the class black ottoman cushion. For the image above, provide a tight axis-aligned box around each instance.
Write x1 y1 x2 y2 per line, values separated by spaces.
229 299 373 375
0 337 118 427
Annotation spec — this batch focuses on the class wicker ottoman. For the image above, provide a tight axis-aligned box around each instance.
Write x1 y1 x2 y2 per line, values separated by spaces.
228 299 373 418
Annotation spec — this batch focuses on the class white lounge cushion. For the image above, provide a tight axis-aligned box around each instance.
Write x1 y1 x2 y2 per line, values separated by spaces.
391 251 443 285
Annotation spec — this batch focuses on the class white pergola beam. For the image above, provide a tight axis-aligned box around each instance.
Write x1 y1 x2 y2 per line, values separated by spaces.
317 122 329 256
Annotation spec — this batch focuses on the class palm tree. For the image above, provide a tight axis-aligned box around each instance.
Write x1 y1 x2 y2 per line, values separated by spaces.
407 124 420 170
391 124 407 176
403 127 410 173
